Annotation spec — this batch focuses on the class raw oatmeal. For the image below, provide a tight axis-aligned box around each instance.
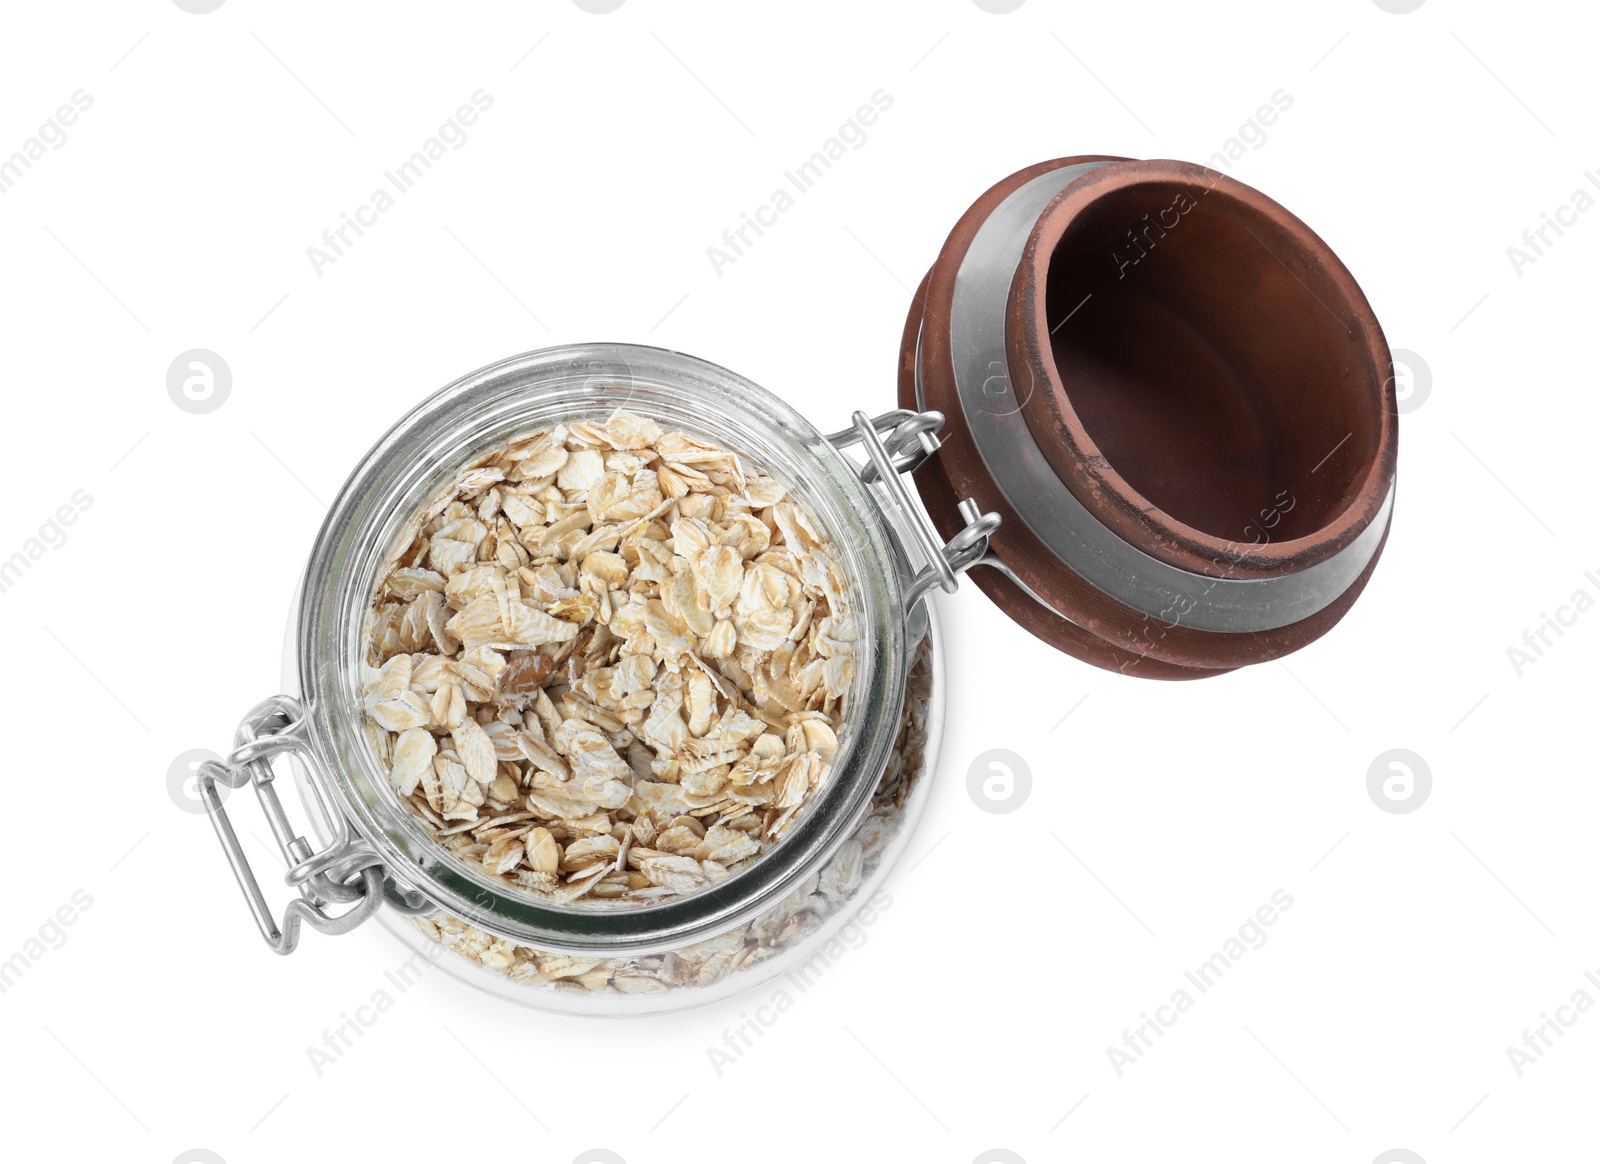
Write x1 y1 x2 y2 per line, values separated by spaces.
414 635 932 995
361 409 858 908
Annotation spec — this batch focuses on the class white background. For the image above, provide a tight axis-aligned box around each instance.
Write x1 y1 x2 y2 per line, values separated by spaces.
0 1 1594 1162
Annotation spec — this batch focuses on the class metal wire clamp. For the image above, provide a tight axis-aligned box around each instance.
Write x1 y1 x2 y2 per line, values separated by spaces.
197 695 387 954
825 409 1002 613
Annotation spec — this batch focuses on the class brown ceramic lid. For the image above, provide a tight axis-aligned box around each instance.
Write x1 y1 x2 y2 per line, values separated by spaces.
900 157 1397 678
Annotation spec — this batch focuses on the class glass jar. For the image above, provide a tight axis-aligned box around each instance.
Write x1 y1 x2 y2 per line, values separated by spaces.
197 156 1399 1015
200 344 975 1015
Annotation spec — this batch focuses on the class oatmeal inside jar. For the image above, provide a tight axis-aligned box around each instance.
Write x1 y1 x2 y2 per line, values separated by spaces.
361 409 858 908
411 635 931 996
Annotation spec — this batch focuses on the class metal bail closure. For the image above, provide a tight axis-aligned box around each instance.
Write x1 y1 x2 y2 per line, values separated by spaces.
825 409 1001 616
197 695 389 954
900 155 1398 678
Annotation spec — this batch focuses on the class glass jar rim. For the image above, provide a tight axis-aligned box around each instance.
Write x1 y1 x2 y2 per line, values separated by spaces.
289 343 912 956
